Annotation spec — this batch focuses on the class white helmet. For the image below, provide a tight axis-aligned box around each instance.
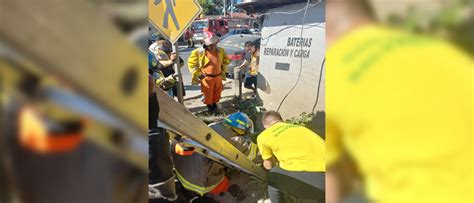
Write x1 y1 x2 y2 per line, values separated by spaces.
149 42 170 61
203 31 219 46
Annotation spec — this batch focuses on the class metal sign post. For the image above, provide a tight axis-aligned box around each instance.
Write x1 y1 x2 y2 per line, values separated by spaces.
223 0 226 16
149 0 202 104
174 43 184 104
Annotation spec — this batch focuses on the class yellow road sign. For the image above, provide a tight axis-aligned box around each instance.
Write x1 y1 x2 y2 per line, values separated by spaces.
149 0 202 44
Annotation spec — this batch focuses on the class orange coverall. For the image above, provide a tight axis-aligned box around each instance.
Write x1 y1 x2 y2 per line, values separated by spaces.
188 47 230 105
201 50 223 105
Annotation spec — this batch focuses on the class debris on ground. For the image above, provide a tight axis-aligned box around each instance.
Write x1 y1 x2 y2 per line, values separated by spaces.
206 168 268 203
286 112 316 125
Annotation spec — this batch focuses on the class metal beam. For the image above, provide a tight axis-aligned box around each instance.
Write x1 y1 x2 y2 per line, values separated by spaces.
157 89 267 179
0 0 149 171
0 0 265 181
0 0 148 134
1 58 148 171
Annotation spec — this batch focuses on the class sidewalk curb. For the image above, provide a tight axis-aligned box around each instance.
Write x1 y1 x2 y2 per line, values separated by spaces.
183 80 233 101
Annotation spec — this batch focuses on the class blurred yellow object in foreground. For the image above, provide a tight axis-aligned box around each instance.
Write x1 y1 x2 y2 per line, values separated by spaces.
327 24 473 203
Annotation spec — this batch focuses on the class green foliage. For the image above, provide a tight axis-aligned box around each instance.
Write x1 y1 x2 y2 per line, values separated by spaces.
235 98 319 137
286 112 315 126
386 0 473 54
198 0 222 16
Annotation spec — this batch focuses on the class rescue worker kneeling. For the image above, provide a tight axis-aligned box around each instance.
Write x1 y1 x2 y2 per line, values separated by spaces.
258 111 325 202
188 32 230 114
172 112 260 198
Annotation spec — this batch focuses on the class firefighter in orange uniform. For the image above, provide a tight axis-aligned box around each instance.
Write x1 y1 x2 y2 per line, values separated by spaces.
188 32 230 114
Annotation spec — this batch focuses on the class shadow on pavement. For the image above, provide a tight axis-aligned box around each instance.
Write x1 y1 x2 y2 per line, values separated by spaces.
184 85 200 91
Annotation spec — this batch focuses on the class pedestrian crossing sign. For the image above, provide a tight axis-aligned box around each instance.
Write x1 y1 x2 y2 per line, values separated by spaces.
149 0 203 44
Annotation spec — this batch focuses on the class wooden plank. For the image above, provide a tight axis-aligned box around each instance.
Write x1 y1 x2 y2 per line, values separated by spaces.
157 90 266 179
0 0 147 133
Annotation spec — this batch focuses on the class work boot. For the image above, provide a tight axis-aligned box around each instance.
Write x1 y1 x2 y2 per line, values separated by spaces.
205 104 214 115
207 104 213 111
211 103 221 115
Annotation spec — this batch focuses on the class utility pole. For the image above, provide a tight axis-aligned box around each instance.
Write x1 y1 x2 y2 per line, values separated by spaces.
230 0 233 18
174 43 184 104
223 0 226 16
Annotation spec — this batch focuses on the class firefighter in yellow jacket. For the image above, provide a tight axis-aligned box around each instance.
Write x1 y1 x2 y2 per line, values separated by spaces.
172 112 260 200
188 32 230 113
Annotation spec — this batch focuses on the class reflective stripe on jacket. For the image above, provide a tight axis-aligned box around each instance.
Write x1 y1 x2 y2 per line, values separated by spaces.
172 122 260 195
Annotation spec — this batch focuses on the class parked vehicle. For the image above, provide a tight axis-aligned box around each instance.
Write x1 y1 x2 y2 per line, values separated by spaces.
189 19 229 47
221 28 253 40
219 34 261 78
250 28 260 34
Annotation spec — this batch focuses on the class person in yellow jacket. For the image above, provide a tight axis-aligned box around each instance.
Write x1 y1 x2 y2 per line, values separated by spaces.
188 32 230 113
149 40 185 98
326 0 473 203
172 112 260 201
257 110 325 202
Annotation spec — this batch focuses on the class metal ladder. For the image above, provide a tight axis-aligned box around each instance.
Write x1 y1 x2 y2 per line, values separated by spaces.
0 0 265 180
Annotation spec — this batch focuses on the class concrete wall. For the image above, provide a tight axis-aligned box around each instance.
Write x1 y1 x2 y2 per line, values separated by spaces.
257 0 325 119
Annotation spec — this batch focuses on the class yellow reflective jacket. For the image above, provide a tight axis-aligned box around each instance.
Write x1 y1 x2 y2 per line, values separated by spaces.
172 122 260 196
152 49 183 89
187 47 230 85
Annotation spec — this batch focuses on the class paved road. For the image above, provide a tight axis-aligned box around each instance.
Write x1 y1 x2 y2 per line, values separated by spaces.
176 45 200 99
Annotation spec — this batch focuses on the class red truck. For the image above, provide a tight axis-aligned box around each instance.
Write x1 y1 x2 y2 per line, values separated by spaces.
185 18 229 47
